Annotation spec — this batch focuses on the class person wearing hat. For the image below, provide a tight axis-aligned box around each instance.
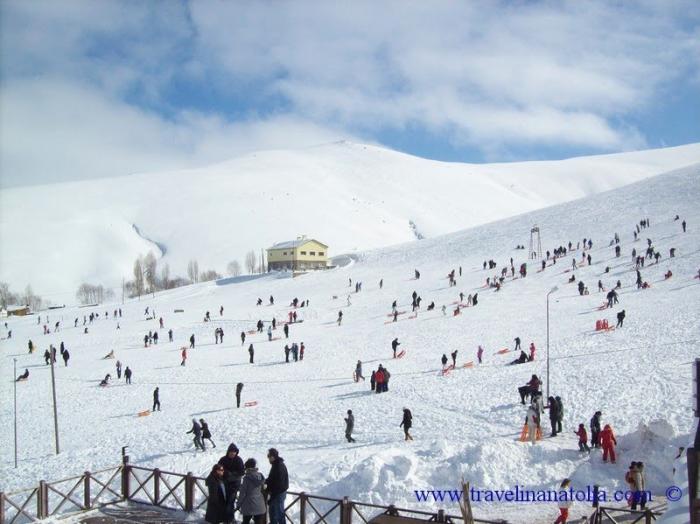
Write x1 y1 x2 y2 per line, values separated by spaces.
344 410 356 443
590 411 602 448
265 448 289 524
236 458 266 524
219 443 244 521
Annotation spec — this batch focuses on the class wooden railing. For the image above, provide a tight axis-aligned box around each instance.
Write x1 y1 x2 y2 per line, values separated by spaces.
588 504 663 523
2 460 508 524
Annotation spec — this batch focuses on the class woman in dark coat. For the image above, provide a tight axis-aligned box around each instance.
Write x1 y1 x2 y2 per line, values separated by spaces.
205 464 228 523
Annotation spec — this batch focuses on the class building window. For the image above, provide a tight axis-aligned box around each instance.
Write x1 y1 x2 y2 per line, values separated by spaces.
300 251 307 255
310 251 316 256
319 252 324 256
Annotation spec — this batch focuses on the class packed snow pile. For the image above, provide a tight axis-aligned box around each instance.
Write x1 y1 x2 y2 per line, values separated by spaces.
1 163 699 523
1 141 699 299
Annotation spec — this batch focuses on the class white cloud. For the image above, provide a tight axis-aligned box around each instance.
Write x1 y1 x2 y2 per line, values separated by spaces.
0 0 698 187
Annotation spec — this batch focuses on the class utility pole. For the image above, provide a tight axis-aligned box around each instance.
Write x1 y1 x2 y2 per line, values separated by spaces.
546 286 558 400
49 351 60 454
14 358 18 468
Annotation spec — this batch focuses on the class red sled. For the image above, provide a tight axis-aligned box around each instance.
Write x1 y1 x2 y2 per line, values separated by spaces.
244 401 258 407
440 367 451 376
386 311 407 317
495 348 510 355
396 350 406 359
463 361 474 368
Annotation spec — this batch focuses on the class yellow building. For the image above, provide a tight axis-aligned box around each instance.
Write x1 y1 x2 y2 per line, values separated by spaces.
267 237 329 271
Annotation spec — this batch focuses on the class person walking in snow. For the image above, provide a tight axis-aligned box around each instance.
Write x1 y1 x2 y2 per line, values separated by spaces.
477 345 484 364
599 424 617 463
337 310 343 326
355 360 364 381
200 419 216 448
241 331 246 346
682 220 687 233
375 368 384 394
236 382 243 408
575 424 590 453
441 354 448 368
62 348 70 367
529 342 536 362
267 325 273 341
299 342 305 360
514 337 521 351
616 310 626 327
451 350 457 367
236 458 267 524
187 419 204 450
283 324 289 339
153 387 161 411
116 360 122 379
370 370 376 391
248 344 254 364
124 366 132 384
344 410 356 443
181 347 187 366
189 334 195 349
400 408 413 440
284 345 290 363
168 329 173 342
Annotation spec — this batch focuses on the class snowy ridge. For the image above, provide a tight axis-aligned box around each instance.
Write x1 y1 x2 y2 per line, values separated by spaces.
1 141 699 298
0 163 699 523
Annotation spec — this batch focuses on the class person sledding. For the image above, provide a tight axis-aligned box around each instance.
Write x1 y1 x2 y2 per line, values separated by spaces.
16 368 29 381
99 374 111 387
509 350 529 365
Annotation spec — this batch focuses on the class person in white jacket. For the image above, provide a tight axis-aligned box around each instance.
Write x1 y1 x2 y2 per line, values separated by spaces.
555 478 572 524
526 406 539 445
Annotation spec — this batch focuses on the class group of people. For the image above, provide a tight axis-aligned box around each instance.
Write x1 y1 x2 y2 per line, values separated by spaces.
205 445 289 524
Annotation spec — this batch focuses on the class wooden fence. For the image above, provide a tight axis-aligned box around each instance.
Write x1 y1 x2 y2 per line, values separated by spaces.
1 460 507 524
587 505 662 523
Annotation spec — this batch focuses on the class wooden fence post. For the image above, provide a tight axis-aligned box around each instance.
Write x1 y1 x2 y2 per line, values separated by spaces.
341 496 352 524
122 464 131 501
84 471 92 509
644 508 653 524
437 509 446 522
299 492 307 524
39 480 48 519
154 469 161 506
185 472 194 512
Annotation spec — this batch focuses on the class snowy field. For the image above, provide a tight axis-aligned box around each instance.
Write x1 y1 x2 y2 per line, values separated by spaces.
1 163 699 523
1 141 699 299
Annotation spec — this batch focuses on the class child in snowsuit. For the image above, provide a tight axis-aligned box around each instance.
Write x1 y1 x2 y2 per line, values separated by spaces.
599 424 617 463
575 424 590 452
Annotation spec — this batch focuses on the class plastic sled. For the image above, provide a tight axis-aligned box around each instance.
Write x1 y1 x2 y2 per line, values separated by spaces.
396 350 406 359
138 410 151 417
495 348 510 355
244 401 258 407
463 361 474 368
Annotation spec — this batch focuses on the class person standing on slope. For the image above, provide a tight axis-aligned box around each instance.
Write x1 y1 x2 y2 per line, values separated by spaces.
186 419 204 451
600 424 617 463
248 344 254 364
553 478 572 524
344 410 356 443
400 408 413 441
236 382 244 408
477 345 484 364
441 354 448 368
590 411 602 449
355 360 365 381
392 338 400 358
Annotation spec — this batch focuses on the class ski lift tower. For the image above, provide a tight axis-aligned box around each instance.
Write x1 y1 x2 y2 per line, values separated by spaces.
530 225 542 260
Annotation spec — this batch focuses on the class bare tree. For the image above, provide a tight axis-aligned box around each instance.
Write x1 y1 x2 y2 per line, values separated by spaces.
23 284 42 311
133 258 144 297
143 252 157 292
227 260 242 277
0 281 18 308
161 263 170 289
76 283 115 305
187 259 199 283
245 250 257 274
200 269 221 282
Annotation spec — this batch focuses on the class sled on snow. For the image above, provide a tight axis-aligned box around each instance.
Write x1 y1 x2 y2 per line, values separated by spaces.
386 311 407 317
518 423 543 442
244 401 258 407
396 349 406 359
494 348 510 355
138 410 151 417
463 361 474 368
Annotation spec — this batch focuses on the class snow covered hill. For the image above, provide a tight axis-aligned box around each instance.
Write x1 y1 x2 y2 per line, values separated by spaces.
1 163 699 523
1 141 699 300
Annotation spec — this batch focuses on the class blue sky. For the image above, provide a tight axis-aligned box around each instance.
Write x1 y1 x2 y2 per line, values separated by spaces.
1 0 699 187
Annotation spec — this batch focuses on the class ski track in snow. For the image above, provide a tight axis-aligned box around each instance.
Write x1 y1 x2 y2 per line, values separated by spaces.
1 164 699 523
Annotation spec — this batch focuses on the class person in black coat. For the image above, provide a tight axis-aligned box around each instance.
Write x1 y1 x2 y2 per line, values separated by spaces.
616 310 626 327
344 410 355 443
590 411 602 449
205 464 228 524
400 408 413 440
547 396 560 437
219 443 245 520
266 448 289 524
236 382 244 408
248 344 254 364
152 387 161 411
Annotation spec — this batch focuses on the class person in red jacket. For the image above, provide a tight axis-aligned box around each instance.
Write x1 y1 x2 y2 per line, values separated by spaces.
375 369 385 394
575 423 590 453
599 424 617 463
529 342 536 361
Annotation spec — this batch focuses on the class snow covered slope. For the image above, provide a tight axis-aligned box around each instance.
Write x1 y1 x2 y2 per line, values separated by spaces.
1 163 699 523
1 141 699 299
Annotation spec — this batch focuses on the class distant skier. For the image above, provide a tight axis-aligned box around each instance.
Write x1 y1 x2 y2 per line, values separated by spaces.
392 338 400 358
344 410 356 443
168 329 173 342
267 325 273 341
62 348 70 367
283 324 289 339
370 370 376 391
116 360 122 379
